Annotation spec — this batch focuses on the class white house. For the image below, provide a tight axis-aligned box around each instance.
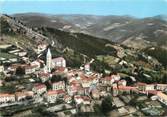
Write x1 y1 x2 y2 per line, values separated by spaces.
81 76 93 88
157 92 167 105
101 76 115 85
32 83 47 95
18 51 27 57
74 95 91 105
52 57 66 68
52 81 65 90
145 84 155 91
118 80 127 86
156 84 167 91
0 93 15 103
46 90 65 103
24 65 37 75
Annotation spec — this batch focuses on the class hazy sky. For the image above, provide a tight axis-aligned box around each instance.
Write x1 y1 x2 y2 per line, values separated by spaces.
0 0 167 18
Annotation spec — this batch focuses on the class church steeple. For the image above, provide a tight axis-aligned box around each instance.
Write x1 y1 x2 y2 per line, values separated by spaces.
46 48 52 72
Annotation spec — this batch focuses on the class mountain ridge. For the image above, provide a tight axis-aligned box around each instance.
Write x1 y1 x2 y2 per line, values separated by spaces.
13 13 167 50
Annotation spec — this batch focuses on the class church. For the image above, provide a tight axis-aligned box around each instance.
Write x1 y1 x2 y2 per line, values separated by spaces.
45 48 66 72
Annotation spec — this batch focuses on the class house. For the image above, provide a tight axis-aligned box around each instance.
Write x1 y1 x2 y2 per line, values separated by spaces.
15 91 34 101
24 65 37 75
52 81 65 90
111 73 121 81
118 80 127 86
32 83 47 95
15 92 27 101
101 76 114 86
145 84 155 91
46 90 66 103
113 86 137 96
156 92 167 105
101 73 121 86
0 93 15 104
136 82 155 91
67 85 84 96
38 72 51 83
156 84 167 91
0 65 4 72
80 75 93 88
136 82 147 91
52 57 66 68
18 51 27 57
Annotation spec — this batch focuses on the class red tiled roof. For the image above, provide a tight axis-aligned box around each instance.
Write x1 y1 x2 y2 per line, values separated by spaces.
38 72 50 77
74 95 90 101
47 89 65 95
34 83 46 89
15 91 34 97
103 76 113 81
54 67 66 73
0 93 15 97
52 81 64 85
71 86 82 91
113 86 137 90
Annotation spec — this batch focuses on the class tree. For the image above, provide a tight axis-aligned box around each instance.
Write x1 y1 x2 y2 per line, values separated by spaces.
101 96 113 114
15 66 25 75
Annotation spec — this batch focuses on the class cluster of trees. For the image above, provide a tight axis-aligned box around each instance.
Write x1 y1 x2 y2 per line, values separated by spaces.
40 27 117 57
135 67 167 84
94 96 114 115
145 47 167 68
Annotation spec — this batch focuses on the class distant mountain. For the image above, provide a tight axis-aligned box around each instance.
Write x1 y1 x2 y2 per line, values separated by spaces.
13 13 167 49
154 15 167 21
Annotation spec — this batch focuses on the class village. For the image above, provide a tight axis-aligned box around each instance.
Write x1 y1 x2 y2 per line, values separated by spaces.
0 14 167 116
0 41 167 116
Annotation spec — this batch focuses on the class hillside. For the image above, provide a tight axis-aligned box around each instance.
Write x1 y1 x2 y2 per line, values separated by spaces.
40 27 116 57
14 13 167 49
0 14 117 69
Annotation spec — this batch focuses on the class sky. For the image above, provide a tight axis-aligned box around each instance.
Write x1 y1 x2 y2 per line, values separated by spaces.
0 0 167 18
